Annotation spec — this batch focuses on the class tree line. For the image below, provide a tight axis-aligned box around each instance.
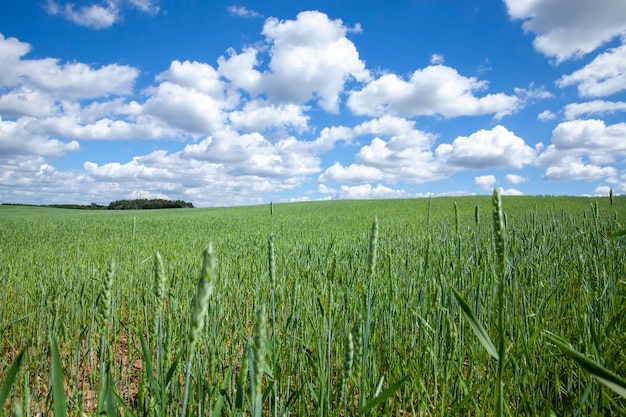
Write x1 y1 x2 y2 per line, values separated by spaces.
2 198 195 210
107 198 194 209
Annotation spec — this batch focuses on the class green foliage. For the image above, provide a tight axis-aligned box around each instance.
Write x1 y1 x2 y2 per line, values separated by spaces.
0 195 625 415
108 198 194 209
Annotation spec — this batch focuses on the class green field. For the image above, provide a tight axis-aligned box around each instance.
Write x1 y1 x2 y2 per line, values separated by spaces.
1 194 625 416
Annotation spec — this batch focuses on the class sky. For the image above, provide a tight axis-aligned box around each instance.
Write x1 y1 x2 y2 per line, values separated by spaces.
1 0 626 207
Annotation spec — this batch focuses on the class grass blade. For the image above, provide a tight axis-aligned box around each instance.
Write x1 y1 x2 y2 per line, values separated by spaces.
609 228 626 239
49 334 68 417
451 286 499 361
358 375 408 415
545 332 626 398
138 332 162 404
0 348 26 410
211 365 233 417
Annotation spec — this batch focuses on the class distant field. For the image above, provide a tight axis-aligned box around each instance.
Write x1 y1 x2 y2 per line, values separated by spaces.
1 195 625 415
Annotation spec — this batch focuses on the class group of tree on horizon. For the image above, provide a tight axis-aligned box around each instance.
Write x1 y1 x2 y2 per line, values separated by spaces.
2 198 195 210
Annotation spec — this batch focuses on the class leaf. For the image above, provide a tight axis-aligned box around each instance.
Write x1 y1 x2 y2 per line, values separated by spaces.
450 383 480 414
211 366 233 417
544 332 626 399
138 332 162 404
609 228 626 239
49 334 68 417
358 375 408 415
451 286 499 361
109 385 138 417
165 345 185 389
0 348 26 410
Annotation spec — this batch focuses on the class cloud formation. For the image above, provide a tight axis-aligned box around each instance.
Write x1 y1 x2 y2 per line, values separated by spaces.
44 0 160 29
347 65 519 119
219 11 369 113
504 0 626 62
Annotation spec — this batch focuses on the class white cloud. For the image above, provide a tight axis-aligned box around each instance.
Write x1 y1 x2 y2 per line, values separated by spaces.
219 11 370 113
227 6 262 19
45 1 120 29
0 117 80 157
430 54 444 65
217 48 263 94
44 0 160 28
0 87 58 117
157 60 228 97
558 44 626 97
0 34 139 100
538 110 557 121
127 0 160 15
543 158 616 181
318 162 382 183
536 119 626 181
78 144 321 206
347 65 519 119
23 114 178 140
594 185 612 196
141 82 228 135
475 174 496 190
505 174 529 184
504 0 626 62
125 190 170 200
500 187 524 196
353 115 417 137
181 127 324 178
564 100 626 120
228 100 309 133
318 124 443 184
514 84 553 102
435 125 537 169
318 183 408 200
550 119 626 159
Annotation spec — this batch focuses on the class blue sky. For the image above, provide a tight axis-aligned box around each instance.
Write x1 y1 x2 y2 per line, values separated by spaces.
1 0 625 206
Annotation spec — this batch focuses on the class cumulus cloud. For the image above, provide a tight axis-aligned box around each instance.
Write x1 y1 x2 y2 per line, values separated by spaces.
564 100 626 120
127 0 159 15
228 100 309 133
503 0 626 62
227 6 262 19
0 118 80 157
44 1 119 29
141 82 228 135
543 159 616 181
318 183 408 200
319 162 382 183
0 87 59 118
217 48 263 94
157 60 228 97
180 127 338 179
320 124 538 188
594 185 612 196
435 125 537 169
550 119 626 158
538 110 557 121
505 174 529 184
44 0 160 29
536 119 626 181
353 115 418 137
0 34 139 100
23 114 178 140
347 65 519 119
475 174 496 190
500 187 524 196
430 54 444 65
79 144 319 206
558 44 626 97
219 11 370 112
